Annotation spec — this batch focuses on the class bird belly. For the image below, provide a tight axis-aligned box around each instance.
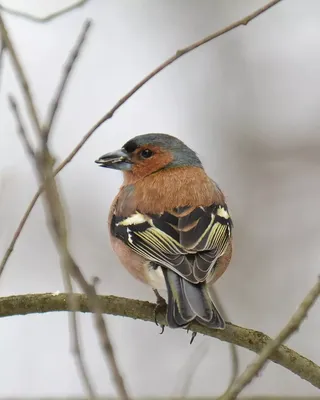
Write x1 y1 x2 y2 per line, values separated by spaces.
146 265 167 291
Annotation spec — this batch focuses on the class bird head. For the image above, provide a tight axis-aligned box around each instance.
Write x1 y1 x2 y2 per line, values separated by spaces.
95 133 202 181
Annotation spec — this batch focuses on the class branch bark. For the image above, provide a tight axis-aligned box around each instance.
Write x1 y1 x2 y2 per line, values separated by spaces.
1 292 319 391
2 12 130 400
218 277 320 400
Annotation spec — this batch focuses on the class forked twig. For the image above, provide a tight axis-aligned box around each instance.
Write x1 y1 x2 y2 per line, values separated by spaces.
218 277 320 400
8 95 97 399
4 15 129 399
43 20 92 138
0 0 89 23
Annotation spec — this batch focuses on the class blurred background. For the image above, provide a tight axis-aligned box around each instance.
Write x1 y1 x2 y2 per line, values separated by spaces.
0 0 319 398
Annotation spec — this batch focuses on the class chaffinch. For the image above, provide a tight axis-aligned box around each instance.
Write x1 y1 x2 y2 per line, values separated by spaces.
95 133 233 331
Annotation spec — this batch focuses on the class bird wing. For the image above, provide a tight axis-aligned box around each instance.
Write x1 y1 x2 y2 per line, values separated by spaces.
110 203 232 284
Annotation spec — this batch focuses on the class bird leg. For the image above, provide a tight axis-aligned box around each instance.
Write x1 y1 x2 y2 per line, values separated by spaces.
185 325 197 344
189 331 197 344
152 289 167 334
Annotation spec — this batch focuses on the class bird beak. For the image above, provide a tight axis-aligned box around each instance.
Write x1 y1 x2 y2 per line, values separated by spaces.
95 149 132 171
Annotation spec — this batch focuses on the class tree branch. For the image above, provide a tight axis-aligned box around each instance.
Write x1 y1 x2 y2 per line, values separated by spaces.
0 292 319 390
0 0 283 275
0 32 5 91
0 0 89 23
8 95 35 158
4 13 129 399
210 288 239 393
43 19 92 139
218 277 320 400
0 14 42 135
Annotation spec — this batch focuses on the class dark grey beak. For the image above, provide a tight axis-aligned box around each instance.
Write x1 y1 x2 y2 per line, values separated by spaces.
95 149 132 171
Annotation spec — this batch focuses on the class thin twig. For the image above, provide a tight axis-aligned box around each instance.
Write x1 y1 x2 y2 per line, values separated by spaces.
0 0 89 23
70 305 96 399
210 288 240 392
0 292 319 390
177 340 209 397
177 289 240 398
0 34 5 91
64 268 97 399
4 15 129 399
218 277 320 400
0 19 91 275
43 20 92 139
8 94 97 400
0 14 41 136
0 0 283 275
8 95 35 157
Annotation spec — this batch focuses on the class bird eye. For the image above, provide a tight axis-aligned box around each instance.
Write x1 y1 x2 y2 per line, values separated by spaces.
140 149 153 159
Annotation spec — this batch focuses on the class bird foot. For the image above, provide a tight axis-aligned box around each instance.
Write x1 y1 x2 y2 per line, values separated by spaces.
186 326 197 344
153 289 167 334
189 331 197 344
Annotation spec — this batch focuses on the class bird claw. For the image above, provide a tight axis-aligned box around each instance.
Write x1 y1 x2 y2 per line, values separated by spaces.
153 289 167 334
189 331 197 344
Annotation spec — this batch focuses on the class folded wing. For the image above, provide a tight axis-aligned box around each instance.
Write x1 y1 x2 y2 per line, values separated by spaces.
111 203 232 284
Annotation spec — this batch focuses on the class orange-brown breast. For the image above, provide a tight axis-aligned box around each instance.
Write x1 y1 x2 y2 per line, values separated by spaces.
108 166 231 286
210 241 233 284
108 194 150 284
118 166 225 215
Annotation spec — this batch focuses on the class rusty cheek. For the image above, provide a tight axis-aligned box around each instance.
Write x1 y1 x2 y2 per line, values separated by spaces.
124 147 173 184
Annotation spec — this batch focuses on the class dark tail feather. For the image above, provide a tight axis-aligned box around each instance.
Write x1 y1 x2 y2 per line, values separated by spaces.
162 268 225 329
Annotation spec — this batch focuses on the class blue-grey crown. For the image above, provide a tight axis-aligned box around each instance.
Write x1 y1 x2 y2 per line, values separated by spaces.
123 133 203 169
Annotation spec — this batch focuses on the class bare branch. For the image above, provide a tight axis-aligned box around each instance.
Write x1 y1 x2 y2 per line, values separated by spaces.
8 95 35 158
52 0 283 172
0 33 5 91
65 275 97 399
0 190 39 274
178 340 209 397
43 20 92 139
70 307 97 399
210 288 240 392
177 289 240 398
218 277 320 400
8 94 97 399
4 14 129 400
0 0 283 274
0 0 89 23
0 14 42 136
1 292 320 391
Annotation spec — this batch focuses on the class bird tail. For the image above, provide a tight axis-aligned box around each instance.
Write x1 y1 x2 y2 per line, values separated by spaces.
162 268 225 329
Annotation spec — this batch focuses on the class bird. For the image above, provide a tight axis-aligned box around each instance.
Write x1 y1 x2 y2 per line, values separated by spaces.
95 133 233 331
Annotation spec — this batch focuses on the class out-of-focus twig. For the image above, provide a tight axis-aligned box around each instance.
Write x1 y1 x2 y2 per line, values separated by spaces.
177 288 240 398
210 288 240 391
0 15 41 135
177 339 209 397
43 20 92 138
0 0 89 23
8 96 35 157
218 277 320 400
0 0 283 275
0 34 5 91
0 292 320 390
8 95 97 400
4 14 130 400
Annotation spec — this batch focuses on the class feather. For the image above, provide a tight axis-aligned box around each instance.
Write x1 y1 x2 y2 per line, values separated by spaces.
111 201 232 328
162 268 225 329
111 202 232 284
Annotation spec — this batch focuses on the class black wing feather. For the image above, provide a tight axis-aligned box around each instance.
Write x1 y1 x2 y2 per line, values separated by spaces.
111 202 232 284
